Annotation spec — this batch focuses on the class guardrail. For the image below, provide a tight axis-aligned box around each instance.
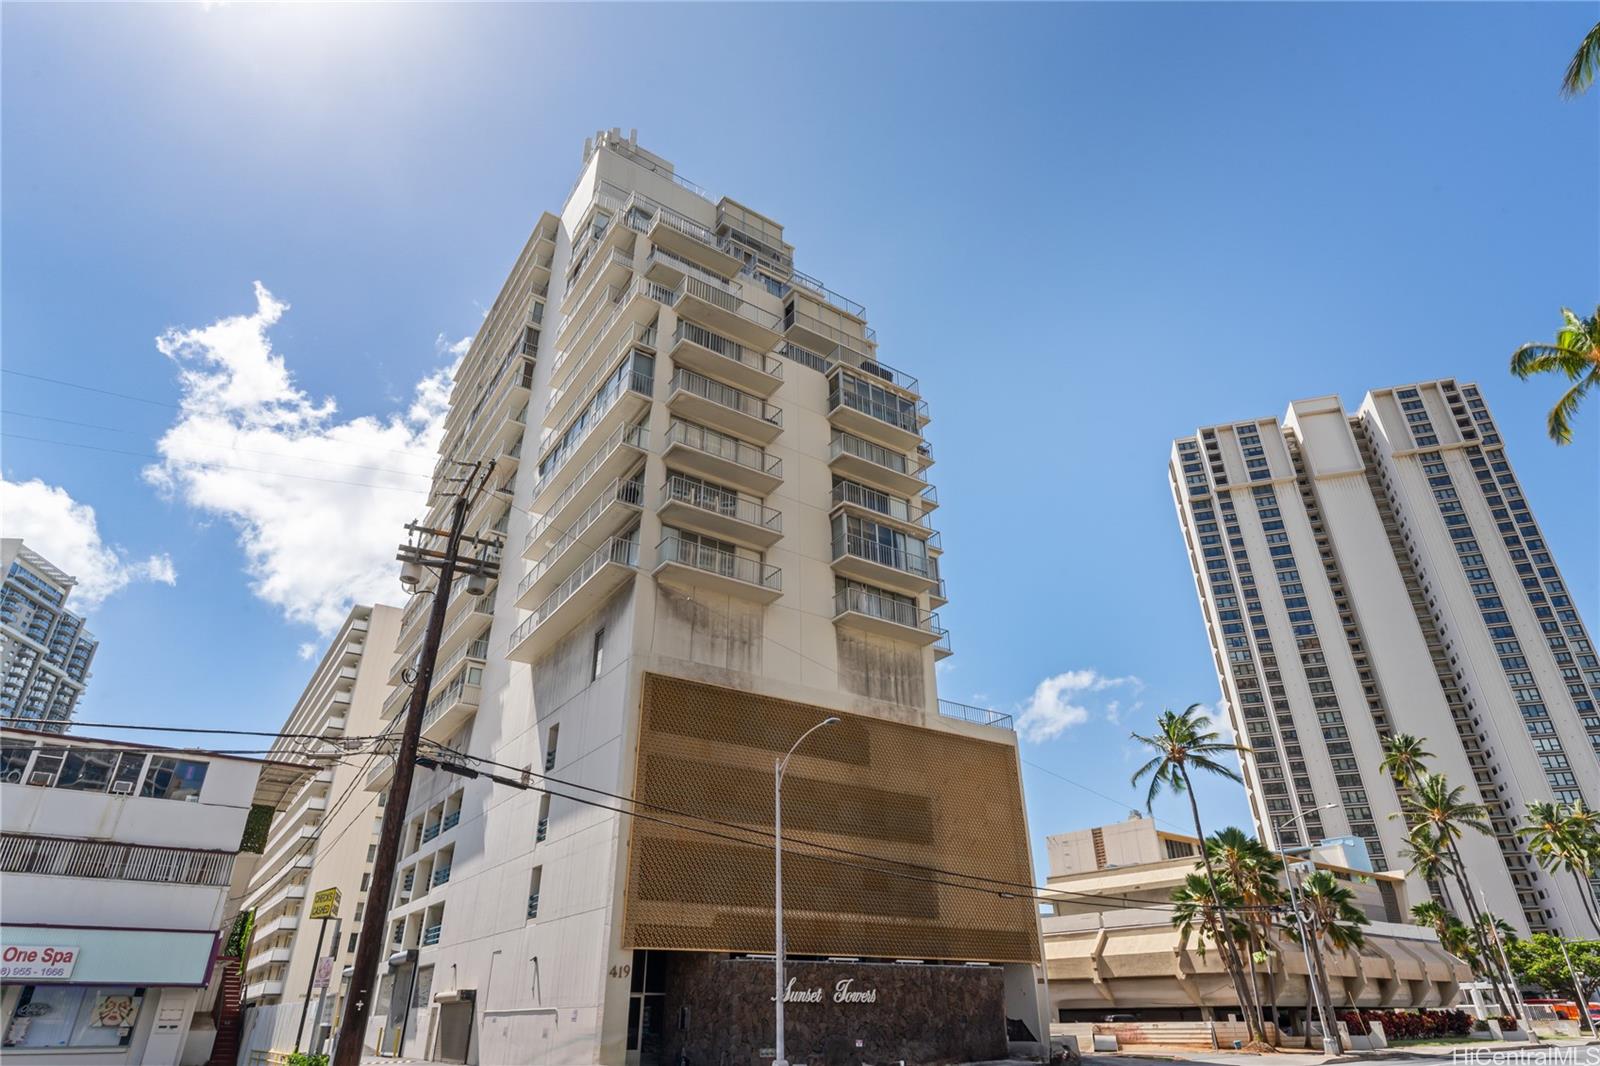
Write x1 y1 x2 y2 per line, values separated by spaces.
0 832 236 886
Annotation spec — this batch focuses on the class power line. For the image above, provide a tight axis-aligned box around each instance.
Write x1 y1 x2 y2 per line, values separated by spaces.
0 410 435 482
1 433 429 495
1020 756 1189 835
0 716 399 746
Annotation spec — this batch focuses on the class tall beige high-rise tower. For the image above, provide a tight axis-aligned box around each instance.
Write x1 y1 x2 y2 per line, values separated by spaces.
1171 378 1600 936
361 131 1041 1064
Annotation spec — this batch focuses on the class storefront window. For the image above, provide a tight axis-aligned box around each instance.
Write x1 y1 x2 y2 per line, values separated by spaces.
140 756 207 801
3 986 145 1049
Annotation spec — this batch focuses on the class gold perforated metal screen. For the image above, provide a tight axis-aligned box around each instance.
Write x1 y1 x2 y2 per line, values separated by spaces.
622 673 1039 963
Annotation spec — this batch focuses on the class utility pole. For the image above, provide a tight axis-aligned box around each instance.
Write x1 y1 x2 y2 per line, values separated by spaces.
332 463 499 1066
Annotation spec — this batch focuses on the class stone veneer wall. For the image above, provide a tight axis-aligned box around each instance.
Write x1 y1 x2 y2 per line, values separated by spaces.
660 953 1007 1065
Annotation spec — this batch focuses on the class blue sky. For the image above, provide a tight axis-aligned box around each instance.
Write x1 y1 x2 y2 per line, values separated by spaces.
3 3 1596 862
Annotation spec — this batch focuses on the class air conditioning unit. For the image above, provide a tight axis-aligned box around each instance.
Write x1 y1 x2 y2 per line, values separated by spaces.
110 781 135 795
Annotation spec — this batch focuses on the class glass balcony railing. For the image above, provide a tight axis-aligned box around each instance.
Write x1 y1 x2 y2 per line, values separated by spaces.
656 536 781 593
660 475 781 534
665 420 781 480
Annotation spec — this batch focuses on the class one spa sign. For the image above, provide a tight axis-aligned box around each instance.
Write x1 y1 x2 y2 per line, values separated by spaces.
777 977 878 1005
1 945 78 980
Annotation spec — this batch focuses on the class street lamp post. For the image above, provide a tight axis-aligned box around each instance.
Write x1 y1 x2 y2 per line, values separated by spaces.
1270 804 1341 1055
773 716 838 1066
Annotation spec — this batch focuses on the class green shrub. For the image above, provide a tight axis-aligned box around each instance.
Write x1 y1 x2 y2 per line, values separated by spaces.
286 1054 329 1066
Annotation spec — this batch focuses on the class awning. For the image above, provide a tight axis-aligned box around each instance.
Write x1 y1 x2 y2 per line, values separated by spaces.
0 924 218 987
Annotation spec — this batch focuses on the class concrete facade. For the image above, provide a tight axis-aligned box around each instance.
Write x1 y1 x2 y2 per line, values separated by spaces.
361 130 1042 1065
237 604 402 1059
1170 379 1600 936
0 729 303 1065
1040 817 1472 1021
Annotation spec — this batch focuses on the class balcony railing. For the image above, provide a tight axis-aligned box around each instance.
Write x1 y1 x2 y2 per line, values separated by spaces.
536 817 549 842
0 832 235 887
545 322 657 423
422 924 442 946
677 276 781 333
830 480 932 530
829 371 927 433
672 320 782 382
526 893 540 920
669 368 782 430
656 536 781 593
442 810 461 831
532 363 653 497
508 536 640 647
660 476 781 535
833 588 943 636
665 420 781 480
520 479 644 598
421 823 440 844
832 532 938 582
830 432 926 483
431 864 452 887
937 700 1015 732
525 424 648 549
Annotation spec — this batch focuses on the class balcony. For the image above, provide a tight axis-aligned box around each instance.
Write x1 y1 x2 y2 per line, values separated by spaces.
251 912 300 943
506 536 640 663
0 832 237 887
523 424 648 557
517 478 644 608
436 593 494 663
653 535 782 604
645 206 744 279
831 587 948 648
657 475 782 550
422 924 442 947
544 322 656 430
244 980 286 1002
411 675 480 745
559 245 635 323
666 368 783 445
252 880 308 920
929 578 949 609
672 276 783 351
550 279 671 391
829 480 935 539
667 320 782 397
530 358 653 510
831 532 939 596
663 420 782 496
365 753 396 793
244 946 293 974
783 305 874 365
826 366 928 452
827 431 929 498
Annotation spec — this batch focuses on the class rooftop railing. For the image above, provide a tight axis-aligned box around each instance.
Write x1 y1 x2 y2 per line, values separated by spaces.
937 700 1014 731
657 535 781 593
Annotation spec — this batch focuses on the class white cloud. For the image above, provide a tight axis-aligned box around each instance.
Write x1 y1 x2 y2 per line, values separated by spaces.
0 478 177 608
297 642 318 661
143 282 459 635
1016 669 1143 744
1195 701 1238 746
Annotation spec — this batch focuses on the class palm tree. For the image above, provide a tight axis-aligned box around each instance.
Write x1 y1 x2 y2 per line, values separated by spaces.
1300 871 1370 1016
1207 828 1286 1031
1519 801 1600 935
1562 21 1600 97
1395 773 1513 1011
1510 306 1600 445
1400 828 1457 912
1380 734 1433 788
1133 705 1261 1039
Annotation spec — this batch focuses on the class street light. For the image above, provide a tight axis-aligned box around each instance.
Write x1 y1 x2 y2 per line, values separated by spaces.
773 716 838 1066
1270 803 1341 1055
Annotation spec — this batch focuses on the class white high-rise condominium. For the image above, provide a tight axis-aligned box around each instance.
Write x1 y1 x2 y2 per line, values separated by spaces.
360 130 1041 1065
1171 378 1600 937
0 539 98 731
238 604 402 1059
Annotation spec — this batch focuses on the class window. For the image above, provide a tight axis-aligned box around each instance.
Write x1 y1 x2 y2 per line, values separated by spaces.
3 986 145 1049
544 725 559 773
140 756 208 801
367 844 378 863
348 933 359 953
58 748 146 794
1 742 34 783
527 866 543 921
591 627 606 681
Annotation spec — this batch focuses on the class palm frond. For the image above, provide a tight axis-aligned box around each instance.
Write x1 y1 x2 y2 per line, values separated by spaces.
1548 370 1597 445
1562 20 1600 97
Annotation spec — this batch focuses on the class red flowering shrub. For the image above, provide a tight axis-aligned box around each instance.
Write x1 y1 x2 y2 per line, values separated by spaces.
1335 1009 1476 1040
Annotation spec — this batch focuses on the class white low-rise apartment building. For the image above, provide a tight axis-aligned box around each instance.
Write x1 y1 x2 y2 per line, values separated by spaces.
1171 379 1600 936
237 604 401 1060
357 130 1044 1065
0 728 306 1065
